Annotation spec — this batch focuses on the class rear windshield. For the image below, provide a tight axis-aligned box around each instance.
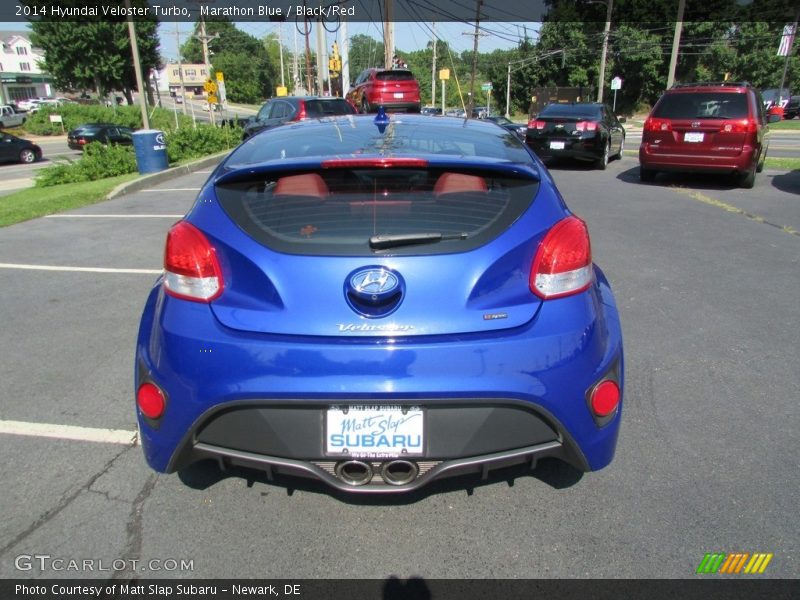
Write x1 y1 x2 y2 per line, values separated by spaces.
539 104 602 119
216 168 538 256
653 92 749 119
303 99 356 116
376 70 416 81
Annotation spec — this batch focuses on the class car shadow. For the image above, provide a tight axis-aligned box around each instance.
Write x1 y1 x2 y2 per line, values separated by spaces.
770 169 800 195
177 457 584 505
616 165 743 190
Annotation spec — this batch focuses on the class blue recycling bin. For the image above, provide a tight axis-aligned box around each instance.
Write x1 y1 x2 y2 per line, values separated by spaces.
132 129 169 174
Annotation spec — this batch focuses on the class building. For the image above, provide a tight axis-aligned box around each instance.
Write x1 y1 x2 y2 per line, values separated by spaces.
164 62 209 98
0 30 55 105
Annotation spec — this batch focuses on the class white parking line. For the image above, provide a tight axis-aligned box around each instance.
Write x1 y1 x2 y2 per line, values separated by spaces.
141 188 201 192
45 214 183 219
0 420 138 445
0 263 161 274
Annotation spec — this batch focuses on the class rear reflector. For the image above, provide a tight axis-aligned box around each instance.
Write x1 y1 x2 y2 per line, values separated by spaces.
530 216 593 299
137 382 165 419
321 157 428 168
590 380 620 417
163 221 223 302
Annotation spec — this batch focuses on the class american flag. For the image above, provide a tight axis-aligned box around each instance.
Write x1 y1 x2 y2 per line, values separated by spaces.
777 24 796 57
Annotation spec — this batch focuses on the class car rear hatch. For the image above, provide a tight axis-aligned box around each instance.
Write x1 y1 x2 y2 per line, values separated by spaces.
301 98 355 118
644 90 752 157
372 70 420 103
205 160 545 338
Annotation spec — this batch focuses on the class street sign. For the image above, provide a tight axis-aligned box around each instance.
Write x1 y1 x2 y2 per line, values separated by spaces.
611 77 623 90
276 86 288 97
439 69 450 81
481 82 493 91
204 79 217 94
207 94 218 105
215 72 224 82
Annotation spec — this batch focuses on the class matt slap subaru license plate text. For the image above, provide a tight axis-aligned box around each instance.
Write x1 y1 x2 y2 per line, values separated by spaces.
326 406 424 458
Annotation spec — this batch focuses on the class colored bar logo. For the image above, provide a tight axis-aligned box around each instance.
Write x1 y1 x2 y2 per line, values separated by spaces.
697 553 773 574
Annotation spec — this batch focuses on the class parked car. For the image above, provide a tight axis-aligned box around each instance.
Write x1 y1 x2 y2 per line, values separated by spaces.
484 115 527 140
0 104 28 128
67 123 134 150
783 95 800 119
0 132 42 164
420 106 442 116
346 68 421 113
525 102 625 169
135 114 624 493
242 96 356 140
639 82 777 188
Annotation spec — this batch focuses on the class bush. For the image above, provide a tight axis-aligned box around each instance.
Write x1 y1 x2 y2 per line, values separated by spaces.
35 142 137 187
24 103 194 135
165 123 242 163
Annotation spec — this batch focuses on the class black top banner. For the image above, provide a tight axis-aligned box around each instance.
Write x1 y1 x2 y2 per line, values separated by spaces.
4 0 799 23
2 579 799 600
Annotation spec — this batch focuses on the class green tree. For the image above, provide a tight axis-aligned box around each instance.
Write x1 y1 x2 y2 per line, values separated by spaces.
347 34 385 80
24 0 160 103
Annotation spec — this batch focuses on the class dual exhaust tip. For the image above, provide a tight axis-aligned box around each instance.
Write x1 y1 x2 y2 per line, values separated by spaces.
335 459 419 486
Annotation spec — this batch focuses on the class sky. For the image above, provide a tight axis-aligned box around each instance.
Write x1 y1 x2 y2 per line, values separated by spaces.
1 20 540 62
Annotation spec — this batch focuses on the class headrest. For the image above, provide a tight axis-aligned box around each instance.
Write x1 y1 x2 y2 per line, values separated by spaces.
274 173 329 198
433 172 488 196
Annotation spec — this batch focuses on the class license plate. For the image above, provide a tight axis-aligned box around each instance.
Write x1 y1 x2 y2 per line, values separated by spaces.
684 132 704 143
393 92 404 99
326 406 424 458
549 140 566 150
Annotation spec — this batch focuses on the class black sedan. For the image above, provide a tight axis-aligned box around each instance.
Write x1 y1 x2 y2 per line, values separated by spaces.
0 132 42 164
484 115 527 140
242 97 356 140
525 103 625 169
67 123 134 150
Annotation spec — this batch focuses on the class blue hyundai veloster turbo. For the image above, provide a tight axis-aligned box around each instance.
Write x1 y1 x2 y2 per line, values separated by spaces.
135 112 624 493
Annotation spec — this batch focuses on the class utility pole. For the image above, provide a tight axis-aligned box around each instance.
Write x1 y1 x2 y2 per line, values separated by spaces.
278 22 285 89
315 12 325 95
464 0 485 118
597 0 612 103
341 18 351 96
778 8 799 103
293 24 300 94
174 24 187 115
303 0 313 94
384 0 394 69
196 17 218 124
431 22 437 107
123 0 149 129
666 0 686 89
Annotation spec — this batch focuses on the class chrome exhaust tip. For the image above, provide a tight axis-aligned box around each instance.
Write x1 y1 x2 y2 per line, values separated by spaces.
335 460 373 486
380 460 419 486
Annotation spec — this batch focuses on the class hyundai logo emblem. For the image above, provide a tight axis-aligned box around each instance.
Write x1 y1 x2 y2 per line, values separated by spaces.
351 268 398 295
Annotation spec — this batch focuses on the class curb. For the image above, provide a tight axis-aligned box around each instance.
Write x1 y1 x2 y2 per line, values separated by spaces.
106 151 229 200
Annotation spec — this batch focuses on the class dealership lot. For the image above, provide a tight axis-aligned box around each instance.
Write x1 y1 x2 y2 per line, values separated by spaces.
0 161 797 579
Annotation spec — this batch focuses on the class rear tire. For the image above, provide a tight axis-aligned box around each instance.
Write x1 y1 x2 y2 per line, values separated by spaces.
737 164 756 189
639 167 656 182
597 140 610 170
756 150 765 173
19 149 36 163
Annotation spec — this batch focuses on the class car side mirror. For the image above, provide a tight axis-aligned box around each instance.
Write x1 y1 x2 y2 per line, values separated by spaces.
768 114 782 123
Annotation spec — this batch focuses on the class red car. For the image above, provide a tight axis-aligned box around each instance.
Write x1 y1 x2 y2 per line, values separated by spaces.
639 82 779 188
346 68 421 114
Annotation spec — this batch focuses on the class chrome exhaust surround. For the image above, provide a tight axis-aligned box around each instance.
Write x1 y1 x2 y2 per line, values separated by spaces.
335 460 373 486
380 460 419 486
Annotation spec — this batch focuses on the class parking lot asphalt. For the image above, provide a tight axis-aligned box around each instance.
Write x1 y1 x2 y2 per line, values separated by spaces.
0 158 797 580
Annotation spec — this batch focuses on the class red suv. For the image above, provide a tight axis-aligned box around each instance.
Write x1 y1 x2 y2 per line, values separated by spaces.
346 68 421 114
639 82 779 188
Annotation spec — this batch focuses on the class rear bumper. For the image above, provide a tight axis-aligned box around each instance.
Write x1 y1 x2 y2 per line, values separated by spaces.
526 136 603 161
638 143 757 173
136 270 623 492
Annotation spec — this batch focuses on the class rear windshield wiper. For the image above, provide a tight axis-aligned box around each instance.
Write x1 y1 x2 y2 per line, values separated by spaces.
369 232 468 250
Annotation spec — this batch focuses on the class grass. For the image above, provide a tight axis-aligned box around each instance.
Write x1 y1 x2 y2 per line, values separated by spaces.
763 156 800 170
769 119 800 130
0 173 139 227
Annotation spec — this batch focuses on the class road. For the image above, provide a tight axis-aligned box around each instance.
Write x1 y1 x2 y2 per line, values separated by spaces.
0 150 797 583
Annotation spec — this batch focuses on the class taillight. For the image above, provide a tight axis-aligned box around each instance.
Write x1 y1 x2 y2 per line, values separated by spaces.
530 216 592 299
137 382 165 419
720 118 757 134
295 99 307 121
589 380 620 417
574 121 598 132
644 117 672 132
78 138 87 145
528 119 546 130
163 221 223 302
321 157 428 168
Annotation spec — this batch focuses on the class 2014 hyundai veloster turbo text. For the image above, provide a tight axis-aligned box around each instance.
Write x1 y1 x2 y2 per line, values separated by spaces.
135 113 624 493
